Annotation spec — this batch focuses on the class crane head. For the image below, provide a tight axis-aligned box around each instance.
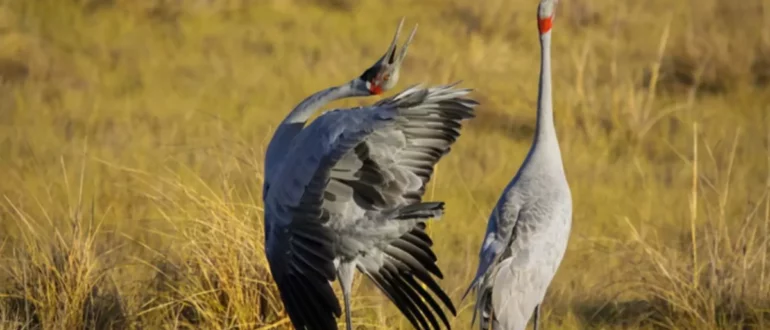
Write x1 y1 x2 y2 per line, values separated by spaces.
357 17 417 95
538 0 558 35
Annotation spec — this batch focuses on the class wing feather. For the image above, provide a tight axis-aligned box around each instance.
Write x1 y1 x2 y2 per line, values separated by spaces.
266 83 478 329
265 108 399 329
322 84 477 214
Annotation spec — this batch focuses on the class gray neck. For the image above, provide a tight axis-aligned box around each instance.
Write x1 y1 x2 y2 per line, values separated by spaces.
534 33 556 145
523 31 564 174
264 80 366 186
282 80 363 124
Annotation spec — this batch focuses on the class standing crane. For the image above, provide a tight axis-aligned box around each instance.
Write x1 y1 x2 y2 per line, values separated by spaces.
262 19 478 330
462 0 572 329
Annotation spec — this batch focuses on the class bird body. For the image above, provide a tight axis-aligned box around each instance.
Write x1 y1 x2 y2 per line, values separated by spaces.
263 20 476 330
480 169 571 330
463 0 572 329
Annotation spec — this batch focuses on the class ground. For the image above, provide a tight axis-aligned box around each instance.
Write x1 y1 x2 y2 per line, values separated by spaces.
0 0 769 329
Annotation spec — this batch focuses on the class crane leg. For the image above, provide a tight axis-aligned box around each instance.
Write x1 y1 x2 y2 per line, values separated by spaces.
338 262 356 330
533 304 541 330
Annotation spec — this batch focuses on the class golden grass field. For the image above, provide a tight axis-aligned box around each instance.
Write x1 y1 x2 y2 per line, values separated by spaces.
1 0 769 328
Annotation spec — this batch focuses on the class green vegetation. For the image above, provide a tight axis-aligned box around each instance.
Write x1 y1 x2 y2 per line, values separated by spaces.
0 0 768 328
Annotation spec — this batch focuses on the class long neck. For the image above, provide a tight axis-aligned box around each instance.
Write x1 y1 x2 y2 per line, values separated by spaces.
284 80 360 124
522 29 565 177
534 32 556 145
264 80 363 183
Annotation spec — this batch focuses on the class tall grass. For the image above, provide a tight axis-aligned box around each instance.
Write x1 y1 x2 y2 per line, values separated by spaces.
1 0 769 329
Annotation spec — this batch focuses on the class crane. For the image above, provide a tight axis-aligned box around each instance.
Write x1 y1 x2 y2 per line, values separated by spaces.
461 0 572 329
262 19 478 330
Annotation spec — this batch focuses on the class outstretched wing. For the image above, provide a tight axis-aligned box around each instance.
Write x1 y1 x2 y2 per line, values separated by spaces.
326 84 477 329
323 83 478 214
265 107 399 330
265 83 477 330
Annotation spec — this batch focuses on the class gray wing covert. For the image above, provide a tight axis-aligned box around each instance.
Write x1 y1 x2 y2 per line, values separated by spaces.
463 194 522 329
265 108 398 330
323 84 478 216
267 83 478 330
327 84 478 330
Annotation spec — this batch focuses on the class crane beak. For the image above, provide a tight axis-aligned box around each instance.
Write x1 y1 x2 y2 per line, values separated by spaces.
360 17 418 95
381 17 418 68
380 18 417 89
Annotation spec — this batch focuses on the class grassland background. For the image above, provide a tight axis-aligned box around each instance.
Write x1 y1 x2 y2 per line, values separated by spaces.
0 0 769 329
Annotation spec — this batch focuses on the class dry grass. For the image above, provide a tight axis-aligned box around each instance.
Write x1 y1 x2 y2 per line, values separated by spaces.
1 0 769 329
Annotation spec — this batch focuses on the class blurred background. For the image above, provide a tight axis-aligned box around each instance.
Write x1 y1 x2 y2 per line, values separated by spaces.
0 0 769 329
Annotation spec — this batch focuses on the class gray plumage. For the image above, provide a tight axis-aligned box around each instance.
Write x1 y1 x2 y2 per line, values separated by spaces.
462 0 572 329
262 19 478 330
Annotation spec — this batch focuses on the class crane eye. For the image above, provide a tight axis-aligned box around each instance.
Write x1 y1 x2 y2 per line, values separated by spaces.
382 73 391 81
